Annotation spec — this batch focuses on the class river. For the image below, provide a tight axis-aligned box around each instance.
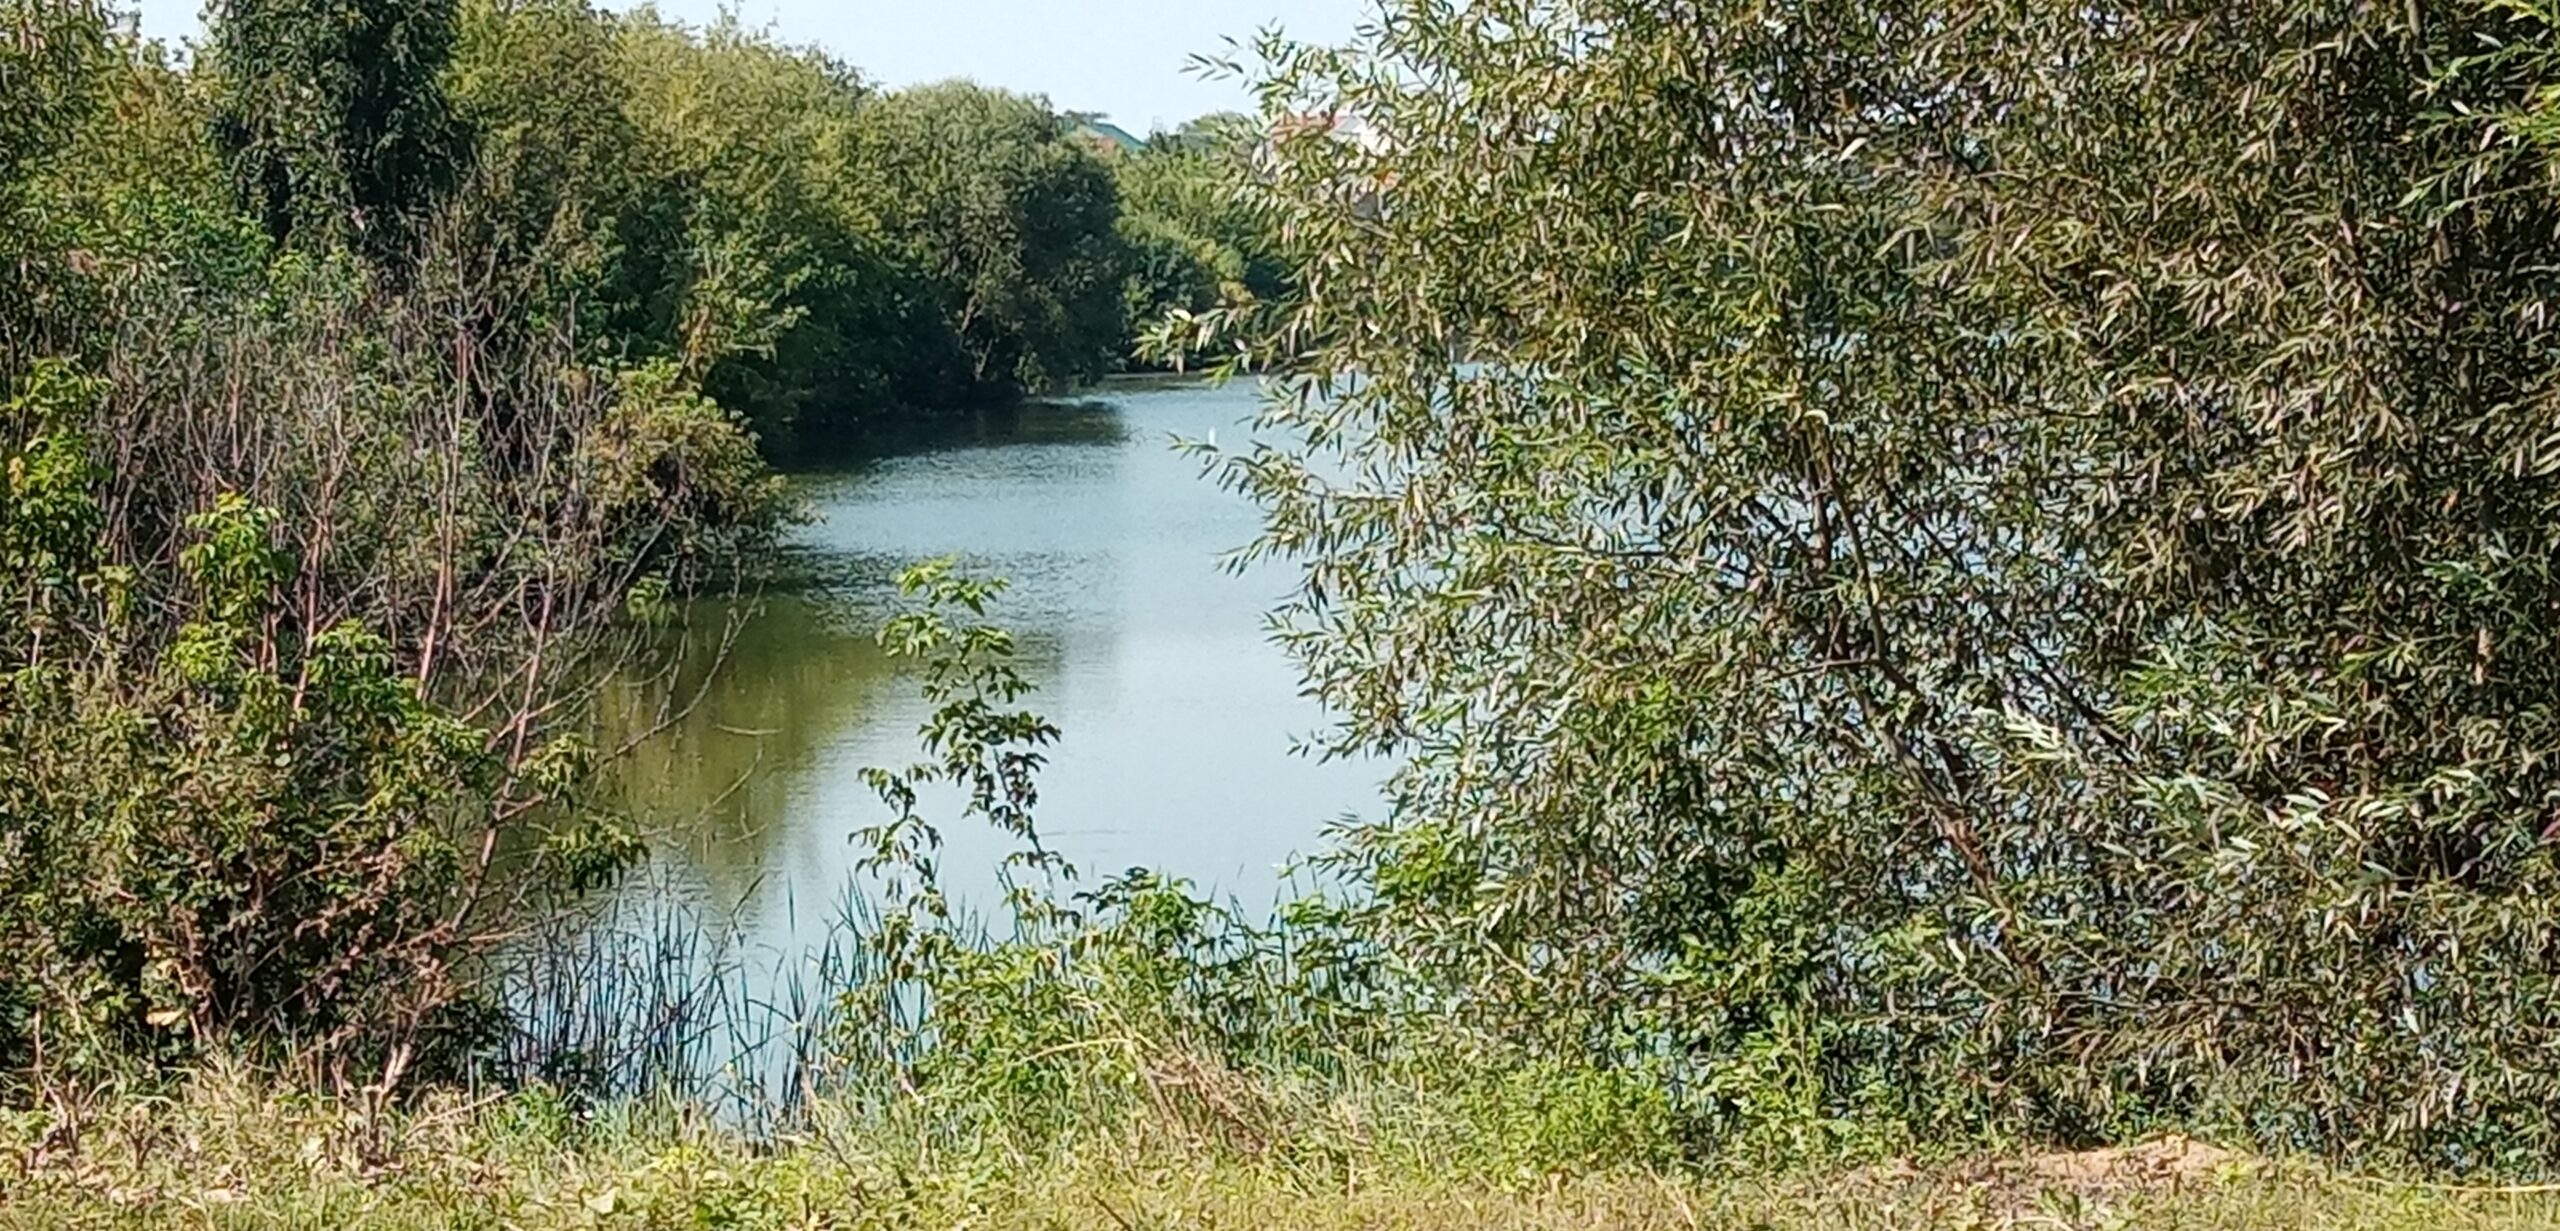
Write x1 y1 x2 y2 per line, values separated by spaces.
599 377 1381 957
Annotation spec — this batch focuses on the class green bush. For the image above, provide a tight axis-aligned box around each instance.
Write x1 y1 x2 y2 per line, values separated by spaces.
0 372 479 1073
0 0 780 1075
1193 0 2560 1173
802 566 1686 1182
576 359 789 584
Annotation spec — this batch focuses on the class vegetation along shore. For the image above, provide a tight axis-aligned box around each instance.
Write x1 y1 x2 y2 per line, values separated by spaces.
15 0 2560 1225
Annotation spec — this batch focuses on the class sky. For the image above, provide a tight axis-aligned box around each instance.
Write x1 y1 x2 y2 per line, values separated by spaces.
123 0 1371 137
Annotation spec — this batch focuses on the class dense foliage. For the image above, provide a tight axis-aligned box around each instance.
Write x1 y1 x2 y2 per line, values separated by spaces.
0 0 1297 1084
43 0 2560 1190
449 3 1142 449
1110 114 1293 367
1191 0 2560 1172
0 0 785 1081
0 251 778 1079
848 84 1132 399
208 0 469 268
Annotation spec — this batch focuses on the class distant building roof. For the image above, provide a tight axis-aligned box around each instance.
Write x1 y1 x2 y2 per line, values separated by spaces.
1073 119 1145 154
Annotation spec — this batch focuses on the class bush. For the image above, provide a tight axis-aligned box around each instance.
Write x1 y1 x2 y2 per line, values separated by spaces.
0 468 503 1073
577 359 789 585
1199 0 2560 1172
0 76 784 1076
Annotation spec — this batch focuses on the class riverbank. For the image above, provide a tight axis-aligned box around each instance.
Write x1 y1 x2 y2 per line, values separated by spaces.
4 1074 2552 1230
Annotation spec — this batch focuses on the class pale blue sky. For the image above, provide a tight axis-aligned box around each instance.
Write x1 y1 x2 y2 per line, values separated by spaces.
121 0 1370 136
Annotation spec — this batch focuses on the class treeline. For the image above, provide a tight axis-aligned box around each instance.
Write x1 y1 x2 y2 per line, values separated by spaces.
449 6 1132 450
106 0 1273 452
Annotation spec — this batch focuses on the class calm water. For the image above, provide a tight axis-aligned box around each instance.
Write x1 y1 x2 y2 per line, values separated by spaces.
601 379 1379 949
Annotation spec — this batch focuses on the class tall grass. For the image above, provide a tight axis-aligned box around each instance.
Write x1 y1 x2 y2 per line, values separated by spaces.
486 873 879 1127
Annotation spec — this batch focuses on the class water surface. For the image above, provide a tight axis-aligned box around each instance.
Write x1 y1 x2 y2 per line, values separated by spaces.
604 379 1378 951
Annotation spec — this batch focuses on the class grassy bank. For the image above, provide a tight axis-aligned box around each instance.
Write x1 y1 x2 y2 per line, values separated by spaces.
3 1072 2558 1230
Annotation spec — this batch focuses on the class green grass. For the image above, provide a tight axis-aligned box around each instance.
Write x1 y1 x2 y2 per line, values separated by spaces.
8 1070 2560 1230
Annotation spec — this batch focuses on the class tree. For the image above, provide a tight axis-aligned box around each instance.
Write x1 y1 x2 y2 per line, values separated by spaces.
1112 113 1290 366
208 0 469 268
445 4 980 449
0 0 108 362
444 0 650 337
1215 0 2560 1167
854 82 1128 398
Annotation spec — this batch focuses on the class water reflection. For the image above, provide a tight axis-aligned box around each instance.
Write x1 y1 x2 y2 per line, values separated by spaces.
599 378 1381 955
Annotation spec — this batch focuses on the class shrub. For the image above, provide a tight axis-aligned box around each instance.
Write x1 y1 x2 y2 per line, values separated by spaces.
1198 0 2560 1172
0 241 777 1083
0 371 447 1071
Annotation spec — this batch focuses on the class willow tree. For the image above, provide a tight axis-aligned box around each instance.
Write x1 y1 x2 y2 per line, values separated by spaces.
1218 0 2560 1168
